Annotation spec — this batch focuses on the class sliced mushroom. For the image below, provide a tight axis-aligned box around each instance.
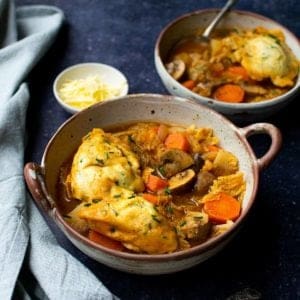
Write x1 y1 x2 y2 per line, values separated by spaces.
165 59 186 80
168 169 196 194
193 153 205 173
194 171 215 196
157 149 194 178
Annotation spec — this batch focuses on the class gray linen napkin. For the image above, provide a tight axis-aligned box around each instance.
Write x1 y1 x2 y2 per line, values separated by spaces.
0 1 116 299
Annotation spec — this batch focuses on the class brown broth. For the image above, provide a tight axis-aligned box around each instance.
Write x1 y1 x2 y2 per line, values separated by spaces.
56 158 81 215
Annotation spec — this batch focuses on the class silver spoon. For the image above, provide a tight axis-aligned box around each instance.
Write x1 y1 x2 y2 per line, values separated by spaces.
166 0 238 80
198 0 239 43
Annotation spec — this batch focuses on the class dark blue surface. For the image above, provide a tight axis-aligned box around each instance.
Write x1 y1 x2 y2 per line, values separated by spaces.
18 0 300 299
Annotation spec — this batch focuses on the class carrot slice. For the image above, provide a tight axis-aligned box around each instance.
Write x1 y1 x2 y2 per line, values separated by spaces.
182 80 196 90
226 66 249 81
146 174 169 192
164 132 190 152
203 192 241 224
142 193 159 204
213 84 245 103
88 230 124 251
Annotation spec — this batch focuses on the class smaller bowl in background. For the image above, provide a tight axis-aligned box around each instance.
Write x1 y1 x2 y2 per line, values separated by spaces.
53 62 129 114
155 9 300 123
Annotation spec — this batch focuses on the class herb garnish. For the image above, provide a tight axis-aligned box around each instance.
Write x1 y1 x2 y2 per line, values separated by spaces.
267 33 281 45
158 166 166 177
128 135 135 143
151 215 161 223
96 158 104 165
179 220 187 227
166 204 174 214
92 199 101 203
112 209 119 216
164 187 171 195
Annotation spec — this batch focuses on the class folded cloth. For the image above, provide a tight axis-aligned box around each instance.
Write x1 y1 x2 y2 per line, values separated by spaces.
0 1 117 299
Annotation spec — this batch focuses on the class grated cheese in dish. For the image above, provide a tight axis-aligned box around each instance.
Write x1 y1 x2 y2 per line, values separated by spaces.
58 75 124 109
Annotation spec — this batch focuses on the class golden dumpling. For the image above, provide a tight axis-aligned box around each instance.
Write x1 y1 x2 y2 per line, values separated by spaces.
73 186 178 254
239 35 298 87
67 128 144 201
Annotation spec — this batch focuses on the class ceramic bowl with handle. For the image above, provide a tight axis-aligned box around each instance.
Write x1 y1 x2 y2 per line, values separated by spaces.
24 94 282 274
154 9 300 123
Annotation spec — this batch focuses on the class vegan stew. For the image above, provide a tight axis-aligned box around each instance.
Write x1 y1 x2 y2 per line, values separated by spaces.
57 122 246 254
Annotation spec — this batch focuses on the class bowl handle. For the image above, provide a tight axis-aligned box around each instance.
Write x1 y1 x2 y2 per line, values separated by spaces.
239 123 282 171
24 162 56 214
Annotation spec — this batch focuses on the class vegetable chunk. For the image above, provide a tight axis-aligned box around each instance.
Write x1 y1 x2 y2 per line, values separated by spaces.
204 192 241 224
164 132 190 152
213 84 245 103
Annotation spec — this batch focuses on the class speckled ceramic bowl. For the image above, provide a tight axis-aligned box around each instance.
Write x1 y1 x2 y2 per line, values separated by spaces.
155 10 300 122
24 94 282 274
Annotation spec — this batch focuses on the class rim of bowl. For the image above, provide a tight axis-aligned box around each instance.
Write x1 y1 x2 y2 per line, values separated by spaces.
53 62 129 114
155 9 300 110
42 93 260 262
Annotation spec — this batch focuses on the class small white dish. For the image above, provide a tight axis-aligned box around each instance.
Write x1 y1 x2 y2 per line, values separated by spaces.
53 62 129 114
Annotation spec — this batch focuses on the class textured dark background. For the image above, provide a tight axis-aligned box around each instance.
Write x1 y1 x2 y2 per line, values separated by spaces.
17 0 300 299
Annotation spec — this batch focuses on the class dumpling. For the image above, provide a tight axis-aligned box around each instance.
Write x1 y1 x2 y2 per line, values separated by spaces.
67 128 144 201
239 35 298 87
72 186 178 254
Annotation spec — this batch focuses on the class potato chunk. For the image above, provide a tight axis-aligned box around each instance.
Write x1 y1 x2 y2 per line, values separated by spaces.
212 150 239 176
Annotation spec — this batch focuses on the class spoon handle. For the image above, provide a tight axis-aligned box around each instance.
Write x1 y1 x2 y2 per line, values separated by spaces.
202 0 239 38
